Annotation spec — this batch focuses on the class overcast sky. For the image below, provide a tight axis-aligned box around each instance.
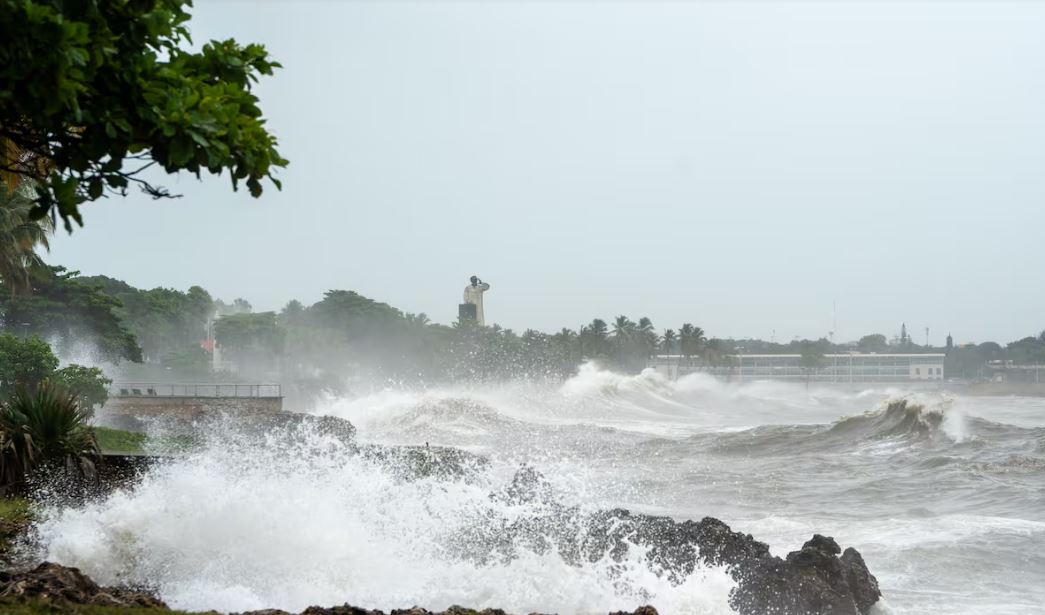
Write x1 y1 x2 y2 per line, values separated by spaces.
49 1 1045 344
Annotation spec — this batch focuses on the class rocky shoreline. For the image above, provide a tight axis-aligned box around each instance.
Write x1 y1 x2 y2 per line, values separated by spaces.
0 511 879 615
0 562 662 614
0 414 882 615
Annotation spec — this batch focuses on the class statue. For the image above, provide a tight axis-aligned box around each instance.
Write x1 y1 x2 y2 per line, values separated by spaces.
461 275 491 325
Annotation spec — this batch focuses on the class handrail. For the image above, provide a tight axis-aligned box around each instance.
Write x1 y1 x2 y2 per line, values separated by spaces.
109 383 282 398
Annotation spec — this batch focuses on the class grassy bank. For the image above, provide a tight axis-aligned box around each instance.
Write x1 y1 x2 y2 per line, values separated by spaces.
0 497 30 555
93 427 195 455
94 427 148 453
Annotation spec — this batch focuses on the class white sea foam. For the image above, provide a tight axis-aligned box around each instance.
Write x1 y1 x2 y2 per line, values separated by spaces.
32 364 1045 614
35 422 736 614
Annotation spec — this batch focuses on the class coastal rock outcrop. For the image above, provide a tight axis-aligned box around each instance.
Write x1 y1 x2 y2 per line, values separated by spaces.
361 444 490 483
0 562 659 615
477 468 881 615
0 561 166 608
239 607 657 615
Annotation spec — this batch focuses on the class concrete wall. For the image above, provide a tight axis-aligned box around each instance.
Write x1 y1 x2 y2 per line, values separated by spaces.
105 396 282 421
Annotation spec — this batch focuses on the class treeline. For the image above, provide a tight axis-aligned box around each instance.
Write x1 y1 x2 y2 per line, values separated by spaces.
0 268 723 395
3 267 1044 399
215 292 720 389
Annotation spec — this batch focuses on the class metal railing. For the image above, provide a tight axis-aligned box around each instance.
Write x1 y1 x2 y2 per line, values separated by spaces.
110 383 282 398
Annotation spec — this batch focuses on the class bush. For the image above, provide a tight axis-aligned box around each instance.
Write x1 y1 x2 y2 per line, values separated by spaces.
52 365 111 415
0 334 58 400
0 382 99 495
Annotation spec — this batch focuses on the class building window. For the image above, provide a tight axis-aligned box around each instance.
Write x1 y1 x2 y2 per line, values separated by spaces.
915 368 920 376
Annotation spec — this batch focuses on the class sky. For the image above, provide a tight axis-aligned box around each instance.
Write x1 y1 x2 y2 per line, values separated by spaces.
49 0 1045 345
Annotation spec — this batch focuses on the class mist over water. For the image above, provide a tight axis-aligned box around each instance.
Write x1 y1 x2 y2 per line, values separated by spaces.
36 364 1045 614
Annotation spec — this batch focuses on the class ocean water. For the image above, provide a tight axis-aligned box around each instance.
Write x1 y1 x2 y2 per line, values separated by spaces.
35 364 1045 614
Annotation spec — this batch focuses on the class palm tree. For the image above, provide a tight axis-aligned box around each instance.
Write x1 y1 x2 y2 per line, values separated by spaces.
660 329 677 354
678 324 694 359
692 326 707 356
0 184 53 295
580 318 610 359
636 317 657 358
611 316 637 368
678 323 707 359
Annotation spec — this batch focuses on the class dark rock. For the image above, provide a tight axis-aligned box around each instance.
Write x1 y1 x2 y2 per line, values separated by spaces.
0 561 166 608
494 464 553 505
253 412 358 446
6 459 879 615
361 444 489 483
802 534 841 556
841 547 881 614
457 467 881 615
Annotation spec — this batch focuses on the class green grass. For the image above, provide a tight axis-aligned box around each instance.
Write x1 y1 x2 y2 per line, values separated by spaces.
93 427 196 455
93 427 147 454
0 497 29 523
0 497 31 557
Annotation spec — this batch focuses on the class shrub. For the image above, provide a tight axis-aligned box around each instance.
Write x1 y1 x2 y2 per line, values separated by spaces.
0 381 99 495
0 334 58 400
52 365 111 415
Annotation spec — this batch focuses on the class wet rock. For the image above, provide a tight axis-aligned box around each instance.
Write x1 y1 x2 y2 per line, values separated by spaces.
840 547 881 614
468 467 881 615
494 464 553 505
252 412 358 445
587 513 879 615
361 444 489 482
242 607 650 615
0 561 165 608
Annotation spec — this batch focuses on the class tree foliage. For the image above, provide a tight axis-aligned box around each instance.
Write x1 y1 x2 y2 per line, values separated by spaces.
0 334 110 413
0 184 52 294
76 275 212 363
52 364 110 411
0 334 57 399
214 311 284 355
0 266 141 363
857 333 888 353
0 0 286 229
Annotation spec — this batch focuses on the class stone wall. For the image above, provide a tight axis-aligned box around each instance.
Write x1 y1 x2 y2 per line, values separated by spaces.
104 396 282 422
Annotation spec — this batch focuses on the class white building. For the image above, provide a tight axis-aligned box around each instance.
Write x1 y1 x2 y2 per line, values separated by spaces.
649 353 945 383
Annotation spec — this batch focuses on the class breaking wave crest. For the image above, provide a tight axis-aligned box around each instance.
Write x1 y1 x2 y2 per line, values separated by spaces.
45 364 1045 615
824 399 966 443
33 420 735 614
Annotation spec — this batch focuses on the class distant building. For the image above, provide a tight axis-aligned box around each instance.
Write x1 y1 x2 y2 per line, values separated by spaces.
649 353 945 383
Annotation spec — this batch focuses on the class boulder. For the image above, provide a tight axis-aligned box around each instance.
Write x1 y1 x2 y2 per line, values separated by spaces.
0 561 165 608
